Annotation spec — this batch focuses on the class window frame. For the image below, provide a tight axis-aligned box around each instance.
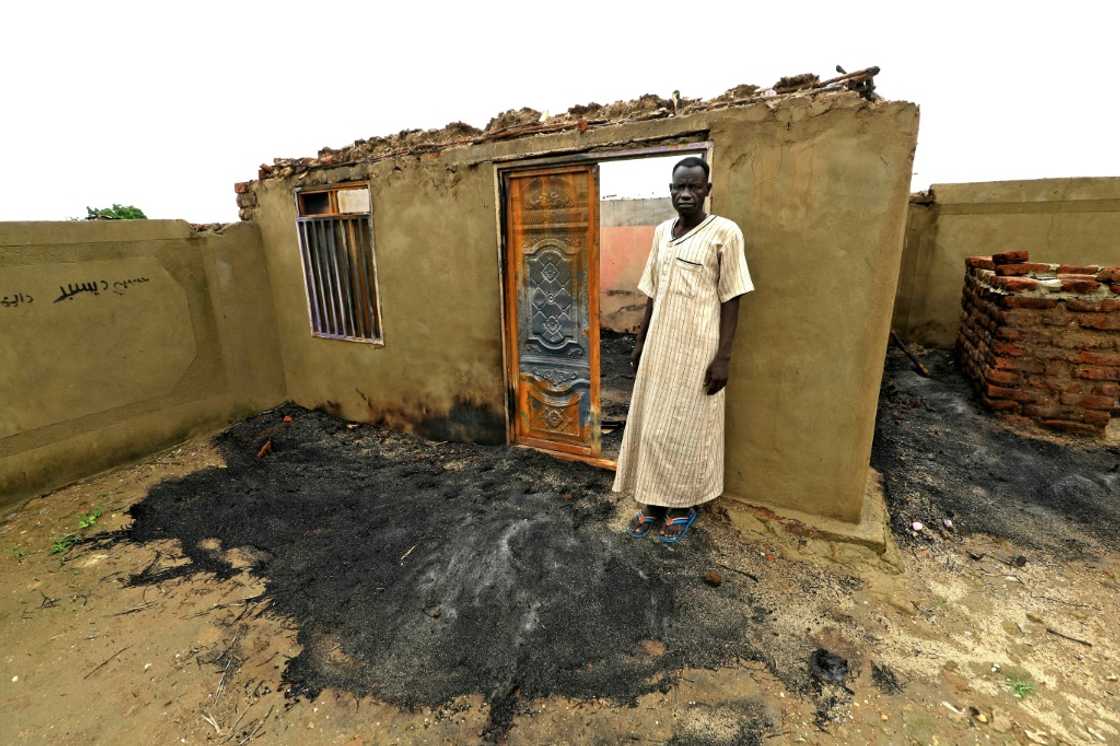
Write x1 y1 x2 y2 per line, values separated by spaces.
293 182 385 346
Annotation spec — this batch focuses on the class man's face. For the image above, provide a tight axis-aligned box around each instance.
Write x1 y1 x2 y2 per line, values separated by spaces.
669 165 710 218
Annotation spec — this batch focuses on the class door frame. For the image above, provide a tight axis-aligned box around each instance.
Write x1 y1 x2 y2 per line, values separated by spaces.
495 140 714 469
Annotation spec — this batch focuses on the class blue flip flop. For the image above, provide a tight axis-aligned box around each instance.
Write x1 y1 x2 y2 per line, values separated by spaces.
627 511 658 539
658 508 698 545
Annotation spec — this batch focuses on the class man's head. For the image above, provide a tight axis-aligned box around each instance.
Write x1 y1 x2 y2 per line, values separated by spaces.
669 156 711 220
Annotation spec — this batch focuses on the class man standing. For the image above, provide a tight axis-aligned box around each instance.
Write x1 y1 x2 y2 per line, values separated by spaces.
612 156 753 544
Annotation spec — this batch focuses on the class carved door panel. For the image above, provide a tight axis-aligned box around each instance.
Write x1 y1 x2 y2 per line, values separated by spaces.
504 164 600 457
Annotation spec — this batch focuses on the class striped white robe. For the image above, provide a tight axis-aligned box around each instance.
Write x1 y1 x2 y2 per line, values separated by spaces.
611 215 753 508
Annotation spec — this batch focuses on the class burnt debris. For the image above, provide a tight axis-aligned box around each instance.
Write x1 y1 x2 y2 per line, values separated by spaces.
119 404 777 739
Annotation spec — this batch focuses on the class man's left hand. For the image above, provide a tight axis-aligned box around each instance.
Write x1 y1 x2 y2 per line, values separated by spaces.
704 357 730 395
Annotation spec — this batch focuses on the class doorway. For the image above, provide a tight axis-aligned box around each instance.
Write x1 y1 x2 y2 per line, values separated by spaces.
501 146 709 468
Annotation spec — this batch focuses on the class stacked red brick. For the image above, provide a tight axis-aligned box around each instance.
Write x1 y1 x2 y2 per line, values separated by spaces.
958 250 1120 435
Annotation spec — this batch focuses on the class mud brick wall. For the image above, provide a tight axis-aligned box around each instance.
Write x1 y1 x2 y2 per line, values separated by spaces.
958 250 1120 434
0 221 286 506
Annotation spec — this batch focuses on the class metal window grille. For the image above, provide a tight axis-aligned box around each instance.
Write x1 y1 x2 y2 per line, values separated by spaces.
295 214 382 342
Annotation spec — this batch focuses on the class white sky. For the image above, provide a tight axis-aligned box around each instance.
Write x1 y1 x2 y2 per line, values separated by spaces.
2 1 1117 222
601 155 703 200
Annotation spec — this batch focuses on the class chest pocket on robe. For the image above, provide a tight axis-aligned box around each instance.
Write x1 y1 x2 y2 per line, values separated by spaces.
670 257 705 298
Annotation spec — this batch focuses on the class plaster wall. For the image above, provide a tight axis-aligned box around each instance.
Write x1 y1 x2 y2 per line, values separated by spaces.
894 178 1120 347
0 221 286 506
600 198 675 333
601 197 676 227
252 93 919 524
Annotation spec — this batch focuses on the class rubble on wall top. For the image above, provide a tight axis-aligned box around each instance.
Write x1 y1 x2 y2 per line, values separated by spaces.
189 222 230 234
966 251 1120 298
240 66 882 188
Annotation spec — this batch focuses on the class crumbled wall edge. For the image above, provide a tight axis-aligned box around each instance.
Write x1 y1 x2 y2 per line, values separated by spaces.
234 68 894 221
189 222 231 234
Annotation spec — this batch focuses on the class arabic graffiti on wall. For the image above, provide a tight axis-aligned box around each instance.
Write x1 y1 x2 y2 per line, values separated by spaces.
1 293 34 308
53 276 151 304
3 274 153 312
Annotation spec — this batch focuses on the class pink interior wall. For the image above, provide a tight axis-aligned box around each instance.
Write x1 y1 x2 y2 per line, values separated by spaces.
600 225 654 333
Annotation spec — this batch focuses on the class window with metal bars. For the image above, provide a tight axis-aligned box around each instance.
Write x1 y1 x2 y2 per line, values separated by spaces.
294 184 383 343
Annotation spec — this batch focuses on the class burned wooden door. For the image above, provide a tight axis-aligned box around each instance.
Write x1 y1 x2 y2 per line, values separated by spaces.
504 164 601 458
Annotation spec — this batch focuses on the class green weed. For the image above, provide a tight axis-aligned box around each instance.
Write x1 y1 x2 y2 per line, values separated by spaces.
50 534 80 555
10 547 27 560
78 508 103 529
48 507 104 555
1008 677 1035 699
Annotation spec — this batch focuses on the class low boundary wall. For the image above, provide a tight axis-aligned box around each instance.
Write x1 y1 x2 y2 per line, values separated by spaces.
0 220 286 506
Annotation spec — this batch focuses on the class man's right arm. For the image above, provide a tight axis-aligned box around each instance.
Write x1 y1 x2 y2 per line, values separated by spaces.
632 224 661 370
630 297 654 370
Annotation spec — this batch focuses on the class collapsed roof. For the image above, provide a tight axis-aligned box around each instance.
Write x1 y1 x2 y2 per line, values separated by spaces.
250 67 881 184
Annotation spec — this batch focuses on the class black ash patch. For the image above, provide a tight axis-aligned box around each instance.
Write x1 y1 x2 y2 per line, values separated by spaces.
122 405 770 739
871 662 904 695
872 348 1120 557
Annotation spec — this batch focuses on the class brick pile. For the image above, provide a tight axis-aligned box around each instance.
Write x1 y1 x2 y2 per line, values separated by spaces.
958 250 1120 435
234 181 257 222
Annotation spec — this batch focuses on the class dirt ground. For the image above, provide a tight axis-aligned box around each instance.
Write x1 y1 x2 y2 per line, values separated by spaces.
2 348 1119 745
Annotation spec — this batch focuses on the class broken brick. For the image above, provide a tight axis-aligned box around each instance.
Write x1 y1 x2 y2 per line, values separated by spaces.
1064 299 1102 313
1093 382 1120 397
991 340 1025 357
1059 392 1117 411
1044 359 1070 377
1040 418 1103 435
989 275 1041 291
993 356 1045 374
984 383 1020 400
1056 264 1101 276
1058 275 1102 293
1073 365 1120 381
986 369 1020 385
1001 296 1057 310
994 262 1054 276
1023 403 1060 419
1080 409 1113 426
992 250 1030 265
1079 314 1120 331
965 256 995 270
1073 350 1120 367
981 396 1020 412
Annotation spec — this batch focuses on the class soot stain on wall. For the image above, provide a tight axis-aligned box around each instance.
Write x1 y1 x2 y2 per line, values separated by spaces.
348 390 507 446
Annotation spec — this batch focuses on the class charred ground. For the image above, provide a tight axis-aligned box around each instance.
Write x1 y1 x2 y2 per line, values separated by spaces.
13 347 1120 743
872 347 1120 557
101 345 1120 741
119 404 780 740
